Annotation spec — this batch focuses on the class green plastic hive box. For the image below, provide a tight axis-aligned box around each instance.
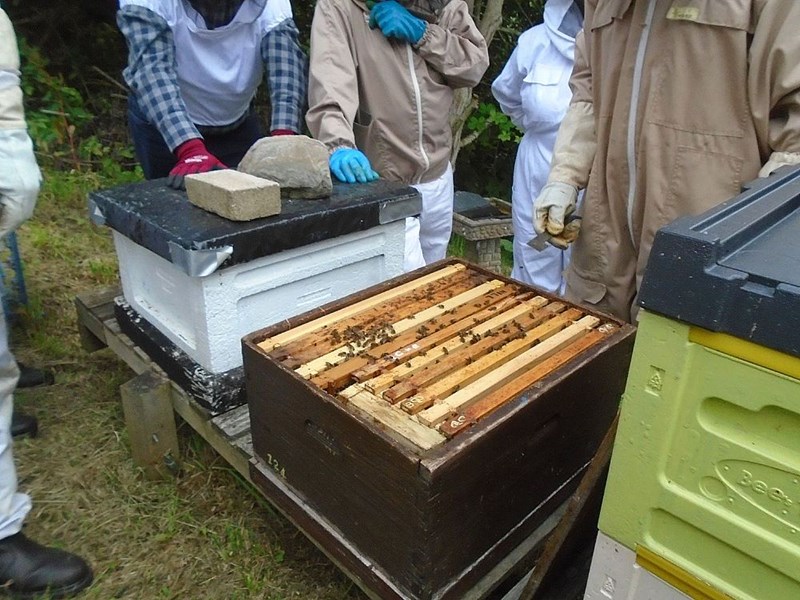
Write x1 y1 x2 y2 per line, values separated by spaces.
598 166 800 600
600 310 800 600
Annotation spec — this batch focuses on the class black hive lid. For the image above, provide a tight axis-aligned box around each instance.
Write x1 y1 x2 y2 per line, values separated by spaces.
639 166 800 358
89 177 421 275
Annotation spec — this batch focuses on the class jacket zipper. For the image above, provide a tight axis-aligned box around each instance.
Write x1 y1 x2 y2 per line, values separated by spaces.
626 0 657 247
406 45 430 184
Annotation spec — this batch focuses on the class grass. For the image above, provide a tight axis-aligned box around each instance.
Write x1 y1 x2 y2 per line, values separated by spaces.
10 167 365 599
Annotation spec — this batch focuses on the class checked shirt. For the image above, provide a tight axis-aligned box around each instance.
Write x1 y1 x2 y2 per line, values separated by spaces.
118 0 307 151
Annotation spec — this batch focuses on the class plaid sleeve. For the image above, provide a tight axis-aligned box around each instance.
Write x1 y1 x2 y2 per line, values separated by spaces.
117 4 200 151
262 18 308 134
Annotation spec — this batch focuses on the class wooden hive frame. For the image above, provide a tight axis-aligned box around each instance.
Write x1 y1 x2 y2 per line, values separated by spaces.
257 262 621 453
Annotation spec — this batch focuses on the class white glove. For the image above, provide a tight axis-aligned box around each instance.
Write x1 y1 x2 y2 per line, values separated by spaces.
533 181 578 236
758 151 800 178
548 216 582 249
0 129 41 239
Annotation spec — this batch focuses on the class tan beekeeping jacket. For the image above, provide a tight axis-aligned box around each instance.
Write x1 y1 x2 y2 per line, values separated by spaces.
306 0 489 185
0 9 26 130
556 0 800 322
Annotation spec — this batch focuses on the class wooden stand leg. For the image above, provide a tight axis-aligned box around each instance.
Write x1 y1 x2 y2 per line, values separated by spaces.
120 371 181 480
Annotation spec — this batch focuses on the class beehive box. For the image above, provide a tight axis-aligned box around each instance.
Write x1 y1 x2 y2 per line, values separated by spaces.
89 179 419 374
244 260 635 599
596 166 800 600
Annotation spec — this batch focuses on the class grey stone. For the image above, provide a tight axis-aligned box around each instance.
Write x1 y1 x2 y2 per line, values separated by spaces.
237 135 332 199
185 170 281 221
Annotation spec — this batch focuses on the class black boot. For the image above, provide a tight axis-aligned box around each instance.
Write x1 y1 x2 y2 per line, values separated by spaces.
16 364 55 389
0 533 92 599
10 412 38 439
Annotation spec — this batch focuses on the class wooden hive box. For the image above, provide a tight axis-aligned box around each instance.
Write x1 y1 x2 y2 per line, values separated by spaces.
244 260 636 599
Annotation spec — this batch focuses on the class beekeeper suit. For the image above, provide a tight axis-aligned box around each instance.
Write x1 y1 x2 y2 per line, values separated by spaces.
0 10 93 597
534 0 800 322
491 0 583 293
306 0 489 271
117 0 308 189
0 9 40 545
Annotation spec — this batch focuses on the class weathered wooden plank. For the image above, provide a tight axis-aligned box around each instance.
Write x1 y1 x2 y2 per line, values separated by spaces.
75 289 255 481
259 263 466 350
74 287 121 352
400 308 583 415
170 383 252 481
120 370 180 480
310 286 528 393
343 388 446 451
231 431 254 461
439 330 607 437
385 300 567 404
106 321 152 376
211 404 252 441
77 285 123 310
295 280 506 378
417 316 600 426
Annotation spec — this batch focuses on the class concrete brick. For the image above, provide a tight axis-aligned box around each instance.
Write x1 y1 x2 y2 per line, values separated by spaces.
185 170 281 221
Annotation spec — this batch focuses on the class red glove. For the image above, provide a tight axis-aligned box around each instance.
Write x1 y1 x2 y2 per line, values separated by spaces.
167 139 227 190
270 129 296 136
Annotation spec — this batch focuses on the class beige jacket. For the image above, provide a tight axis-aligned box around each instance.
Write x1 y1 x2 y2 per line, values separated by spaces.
306 0 489 185
0 9 26 130
555 0 800 322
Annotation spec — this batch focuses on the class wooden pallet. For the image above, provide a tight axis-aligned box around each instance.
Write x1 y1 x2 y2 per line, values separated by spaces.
74 286 253 481
74 284 577 600
256 264 620 452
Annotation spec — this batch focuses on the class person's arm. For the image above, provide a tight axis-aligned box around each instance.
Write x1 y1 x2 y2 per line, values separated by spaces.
750 0 800 176
306 0 378 182
305 0 359 150
533 6 596 240
545 28 595 190
262 17 308 135
491 45 526 130
413 0 489 89
0 9 40 239
117 3 200 151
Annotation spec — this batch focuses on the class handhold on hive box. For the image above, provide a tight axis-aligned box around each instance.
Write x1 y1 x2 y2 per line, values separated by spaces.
238 135 332 199
185 170 281 221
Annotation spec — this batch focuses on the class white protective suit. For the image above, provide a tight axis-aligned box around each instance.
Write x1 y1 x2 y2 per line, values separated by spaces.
0 8 38 540
491 0 582 293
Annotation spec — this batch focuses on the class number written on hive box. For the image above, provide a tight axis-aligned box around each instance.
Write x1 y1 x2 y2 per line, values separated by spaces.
265 453 287 479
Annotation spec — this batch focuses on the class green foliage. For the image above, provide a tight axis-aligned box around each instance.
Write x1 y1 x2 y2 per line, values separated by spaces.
453 0 547 199
466 101 523 144
17 37 142 180
18 39 92 164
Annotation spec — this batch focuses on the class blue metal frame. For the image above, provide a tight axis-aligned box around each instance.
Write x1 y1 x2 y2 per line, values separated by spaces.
0 232 29 322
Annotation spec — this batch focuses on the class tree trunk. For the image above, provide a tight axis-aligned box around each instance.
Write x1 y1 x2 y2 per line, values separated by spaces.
449 0 505 167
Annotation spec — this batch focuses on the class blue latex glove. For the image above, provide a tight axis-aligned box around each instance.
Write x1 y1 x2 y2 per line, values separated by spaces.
368 0 427 45
329 148 380 184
